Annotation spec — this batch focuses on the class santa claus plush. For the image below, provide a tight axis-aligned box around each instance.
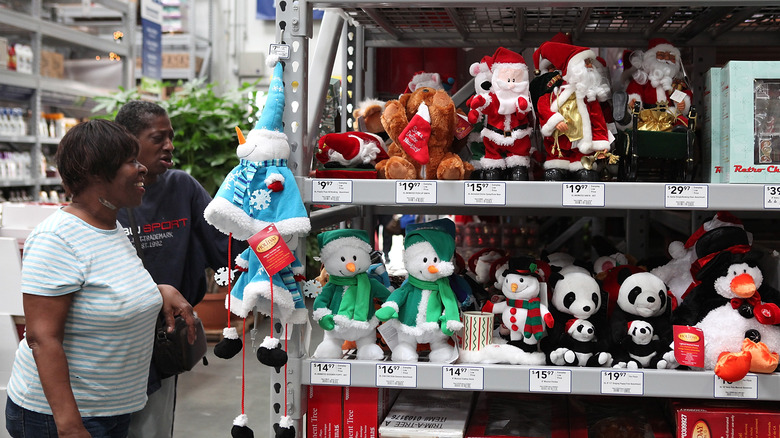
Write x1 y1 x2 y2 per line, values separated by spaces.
626 38 693 130
535 42 614 181
467 47 534 181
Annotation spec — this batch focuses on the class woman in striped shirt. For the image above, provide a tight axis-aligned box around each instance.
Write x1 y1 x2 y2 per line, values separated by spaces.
5 119 196 438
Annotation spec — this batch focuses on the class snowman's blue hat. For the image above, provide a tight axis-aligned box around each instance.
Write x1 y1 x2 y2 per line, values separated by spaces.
255 55 285 132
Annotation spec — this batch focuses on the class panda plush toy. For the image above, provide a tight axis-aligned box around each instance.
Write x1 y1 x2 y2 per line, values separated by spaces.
620 320 667 369
541 270 612 367
555 318 610 367
607 269 676 369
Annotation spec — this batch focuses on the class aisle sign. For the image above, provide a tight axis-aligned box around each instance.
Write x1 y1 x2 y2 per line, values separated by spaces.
376 364 417 388
529 368 571 393
562 183 605 207
464 182 506 205
600 370 643 395
764 185 780 209
442 366 483 390
312 179 352 204
310 361 351 386
140 0 162 80
714 375 758 399
664 184 708 208
395 181 437 204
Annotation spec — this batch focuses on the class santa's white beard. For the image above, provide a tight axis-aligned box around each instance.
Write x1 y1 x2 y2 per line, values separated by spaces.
565 63 609 102
494 80 529 115
640 57 679 91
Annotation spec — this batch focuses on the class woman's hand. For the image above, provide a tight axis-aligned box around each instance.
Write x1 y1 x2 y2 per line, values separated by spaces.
158 284 197 344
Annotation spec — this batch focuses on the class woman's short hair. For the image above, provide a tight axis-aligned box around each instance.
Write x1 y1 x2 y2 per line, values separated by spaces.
56 119 139 196
115 100 167 136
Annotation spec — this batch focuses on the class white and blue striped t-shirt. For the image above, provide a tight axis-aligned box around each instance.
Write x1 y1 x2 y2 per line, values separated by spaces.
6 208 163 416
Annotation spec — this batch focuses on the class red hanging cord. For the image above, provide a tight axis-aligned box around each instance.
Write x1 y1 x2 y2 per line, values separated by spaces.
226 233 233 329
284 323 289 416
269 282 274 337
241 315 246 415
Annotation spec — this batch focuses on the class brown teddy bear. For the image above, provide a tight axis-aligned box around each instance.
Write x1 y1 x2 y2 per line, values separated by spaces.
377 87 473 180
352 99 387 137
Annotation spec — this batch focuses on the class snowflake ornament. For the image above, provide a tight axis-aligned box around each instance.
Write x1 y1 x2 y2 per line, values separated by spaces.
249 189 272 212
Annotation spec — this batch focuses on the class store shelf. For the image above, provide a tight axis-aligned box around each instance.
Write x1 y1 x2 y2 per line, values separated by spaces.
0 1 134 200
303 178 780 213
302 358 780 400
314 1 780 48
0 134 37 145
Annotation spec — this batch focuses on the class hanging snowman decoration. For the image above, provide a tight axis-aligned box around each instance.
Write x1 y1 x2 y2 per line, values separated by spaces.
204 54 309 438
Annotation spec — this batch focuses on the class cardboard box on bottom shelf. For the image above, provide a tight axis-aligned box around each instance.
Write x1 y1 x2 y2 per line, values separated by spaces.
672 399 780 438
344 386 400 438
307 385 343 438
379 390 475 438
465 392 569 438
568 395 673 438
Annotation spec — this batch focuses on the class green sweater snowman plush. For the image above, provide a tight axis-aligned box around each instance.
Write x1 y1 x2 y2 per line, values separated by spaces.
376 218 463 363
312 229 390 360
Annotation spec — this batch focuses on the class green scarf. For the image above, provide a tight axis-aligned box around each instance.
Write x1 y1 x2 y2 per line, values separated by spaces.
330 273 371 322
407 275 460 326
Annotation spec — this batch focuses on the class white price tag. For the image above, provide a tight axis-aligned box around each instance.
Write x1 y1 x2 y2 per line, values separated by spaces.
269 44 291 59
442 366 484 390
376 364 417 388
714 375 758 399
464 182 506 205
664 184 708 208
562 183 605 207
764 185 780 209
310 361 351 386
529 368 571 393
600 370 644 395
312 180 353 204
395 181 437 204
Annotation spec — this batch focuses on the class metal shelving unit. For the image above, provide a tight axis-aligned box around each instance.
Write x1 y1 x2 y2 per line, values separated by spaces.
0 0 135 200
270 0 780 433
301 359 780 400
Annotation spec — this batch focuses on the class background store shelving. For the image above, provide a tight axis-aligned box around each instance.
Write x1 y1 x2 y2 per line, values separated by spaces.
271 0 780 434
0 0 135 201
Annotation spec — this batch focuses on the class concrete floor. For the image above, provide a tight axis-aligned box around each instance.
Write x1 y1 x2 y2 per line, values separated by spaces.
174 317 273 437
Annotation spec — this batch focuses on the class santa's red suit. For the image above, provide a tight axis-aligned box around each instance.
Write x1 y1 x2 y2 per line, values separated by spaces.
626 39 693 127
467 47 534 171
537 85 610 170
469 93 533 167
535 43 612 174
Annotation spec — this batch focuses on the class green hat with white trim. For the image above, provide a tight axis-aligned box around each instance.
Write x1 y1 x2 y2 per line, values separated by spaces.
404 218 456 261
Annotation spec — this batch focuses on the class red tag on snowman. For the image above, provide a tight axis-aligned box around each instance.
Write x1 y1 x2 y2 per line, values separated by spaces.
398 102 431 164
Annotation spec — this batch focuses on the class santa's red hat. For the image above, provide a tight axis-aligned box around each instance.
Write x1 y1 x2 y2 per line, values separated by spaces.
646 38 679 57
550 32 572 44
538 42 595 78
565 319 578 334
405 71 443 93
534 33 572 74
684 211 745 249
485 47 526 72
467 247 505 274
315 132 388 164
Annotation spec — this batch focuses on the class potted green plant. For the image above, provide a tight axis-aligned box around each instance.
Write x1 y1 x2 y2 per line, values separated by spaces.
93 79 261 332
93 78 261 194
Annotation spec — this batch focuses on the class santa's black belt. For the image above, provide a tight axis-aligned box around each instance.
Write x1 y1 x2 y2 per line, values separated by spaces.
486 124 529 137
